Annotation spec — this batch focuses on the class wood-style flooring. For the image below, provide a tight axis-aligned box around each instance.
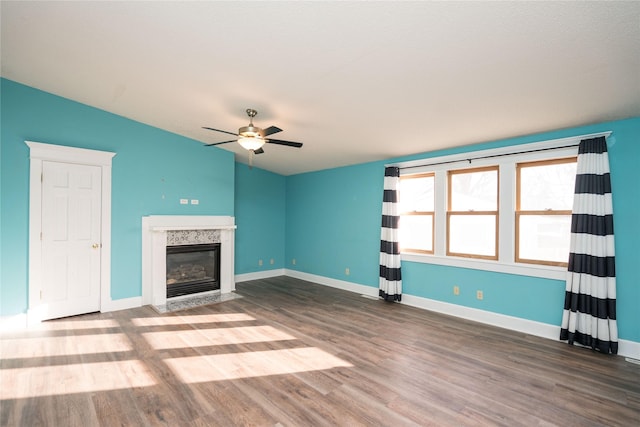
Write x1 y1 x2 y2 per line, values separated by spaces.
1 276 639 426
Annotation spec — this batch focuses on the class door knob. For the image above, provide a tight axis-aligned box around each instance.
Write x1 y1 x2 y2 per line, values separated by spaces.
92 243 100 249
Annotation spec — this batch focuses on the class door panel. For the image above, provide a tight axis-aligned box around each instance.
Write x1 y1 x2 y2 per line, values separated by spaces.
41 161 102 320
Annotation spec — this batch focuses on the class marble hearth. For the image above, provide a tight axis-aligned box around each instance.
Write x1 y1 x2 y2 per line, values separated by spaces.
142 215 236 307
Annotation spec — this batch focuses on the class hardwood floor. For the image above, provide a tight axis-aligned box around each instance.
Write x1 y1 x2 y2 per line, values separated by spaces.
2 276 639 426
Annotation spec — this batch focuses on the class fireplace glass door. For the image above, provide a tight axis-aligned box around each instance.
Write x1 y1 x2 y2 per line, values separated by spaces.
166 243 220 298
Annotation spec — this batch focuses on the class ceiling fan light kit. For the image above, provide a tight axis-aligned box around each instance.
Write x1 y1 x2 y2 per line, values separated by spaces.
238 136 265 151
203 108 303 166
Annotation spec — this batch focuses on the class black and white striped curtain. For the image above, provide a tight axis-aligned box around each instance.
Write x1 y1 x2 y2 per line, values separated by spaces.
560 136 618 354
380 166 402 301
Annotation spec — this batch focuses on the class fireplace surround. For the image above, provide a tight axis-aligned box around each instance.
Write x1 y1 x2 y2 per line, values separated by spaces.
141 216 236 307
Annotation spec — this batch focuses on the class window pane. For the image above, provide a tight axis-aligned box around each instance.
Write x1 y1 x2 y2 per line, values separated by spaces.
451 169 497 211
520 162 576 210
519 215 571 263
400 215 433 252
449 215 496 257
400 175 434 212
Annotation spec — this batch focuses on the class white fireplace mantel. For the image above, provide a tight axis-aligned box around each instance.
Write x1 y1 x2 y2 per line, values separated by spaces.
151 225 236 231
141 215 236 307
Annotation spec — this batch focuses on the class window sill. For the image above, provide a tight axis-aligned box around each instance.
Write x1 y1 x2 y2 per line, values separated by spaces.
401 252 567 281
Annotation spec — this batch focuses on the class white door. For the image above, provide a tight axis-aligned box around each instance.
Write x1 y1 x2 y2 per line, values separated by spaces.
40 161 102 320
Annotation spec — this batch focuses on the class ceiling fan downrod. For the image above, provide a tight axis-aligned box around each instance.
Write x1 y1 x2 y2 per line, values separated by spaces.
240 108 262 137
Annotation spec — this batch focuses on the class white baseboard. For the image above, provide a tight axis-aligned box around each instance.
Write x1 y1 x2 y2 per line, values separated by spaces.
282 270 640 360
102 296 142 313
400 293 560 340
619 340 640 360
235 268 286 283
284 269 379 297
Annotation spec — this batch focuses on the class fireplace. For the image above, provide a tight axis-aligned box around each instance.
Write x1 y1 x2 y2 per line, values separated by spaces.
141 215 236 308
166 243 220 298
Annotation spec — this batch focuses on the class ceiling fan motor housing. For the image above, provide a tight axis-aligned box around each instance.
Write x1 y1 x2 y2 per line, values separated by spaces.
203 107 302 150
239 125 264 138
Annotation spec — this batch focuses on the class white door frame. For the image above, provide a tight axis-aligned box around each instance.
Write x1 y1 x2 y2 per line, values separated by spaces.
26 141 116 323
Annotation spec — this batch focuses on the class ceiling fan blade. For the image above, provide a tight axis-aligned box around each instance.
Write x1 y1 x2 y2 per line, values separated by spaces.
262 126 282 137
254 147 265 155
205 139 236 146
202 127 239 137
265 138 303 148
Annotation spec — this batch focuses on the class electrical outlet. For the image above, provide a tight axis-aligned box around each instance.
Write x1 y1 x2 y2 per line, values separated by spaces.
190 199 199 205
292 258 296 265
180 199 188 205
345 267 350 276
453 285 460 296
258 259 263 266
270 258 274 265
477 290 484 300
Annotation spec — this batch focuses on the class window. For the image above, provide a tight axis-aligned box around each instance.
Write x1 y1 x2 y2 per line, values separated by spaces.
393 132 609 280
399 173 434 253
516 158 577 266
447 166 499 260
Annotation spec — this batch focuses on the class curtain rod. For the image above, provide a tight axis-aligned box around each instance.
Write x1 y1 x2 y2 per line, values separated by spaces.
399 143 580 171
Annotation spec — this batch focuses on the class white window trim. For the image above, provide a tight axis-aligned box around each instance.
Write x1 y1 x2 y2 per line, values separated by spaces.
393 131 611 280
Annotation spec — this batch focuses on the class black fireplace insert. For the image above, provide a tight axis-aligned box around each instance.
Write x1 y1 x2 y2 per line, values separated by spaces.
166 243 220 298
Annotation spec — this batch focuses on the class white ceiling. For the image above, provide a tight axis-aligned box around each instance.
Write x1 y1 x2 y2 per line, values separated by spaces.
2 1 639 175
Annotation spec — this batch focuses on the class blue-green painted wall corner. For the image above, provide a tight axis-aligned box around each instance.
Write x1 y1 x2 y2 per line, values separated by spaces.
284 117 640 342
1 78 234 313
234 163 286 275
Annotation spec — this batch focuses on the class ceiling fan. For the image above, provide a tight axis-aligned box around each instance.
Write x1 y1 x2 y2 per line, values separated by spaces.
203 109 303 163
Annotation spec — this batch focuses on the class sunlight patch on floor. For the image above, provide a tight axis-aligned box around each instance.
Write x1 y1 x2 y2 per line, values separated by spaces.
1 333 133 359
164 347 353 382
0 360 156 399
131 312 255 327
142 325 297 350
37 318 121 331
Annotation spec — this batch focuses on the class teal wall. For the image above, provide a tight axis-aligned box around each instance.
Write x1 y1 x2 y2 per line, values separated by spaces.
0 79 235 315
285 118 640 342
286 162 382 285
2 78 638 345
234 163 286 274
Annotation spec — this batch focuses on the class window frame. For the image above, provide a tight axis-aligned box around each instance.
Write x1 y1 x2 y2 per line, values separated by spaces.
515 157 577 267
391 131 610 281
446 166 499 260
399 172 435 254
